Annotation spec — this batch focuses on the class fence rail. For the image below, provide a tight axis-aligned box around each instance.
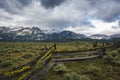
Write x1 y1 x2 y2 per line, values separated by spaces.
54 55 102 62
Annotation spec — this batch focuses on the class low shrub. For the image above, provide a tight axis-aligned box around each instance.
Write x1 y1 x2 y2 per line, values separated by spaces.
18 57 24 61
53 63 68 74
13 48 22 52
12 65 18 70
84 64 101 75
78 75 91 80
21 54 33 58
5 56 12 60
117 48 120 53
5 52 11 57
0 60 12 67
104 50 120 66
64 72 91 80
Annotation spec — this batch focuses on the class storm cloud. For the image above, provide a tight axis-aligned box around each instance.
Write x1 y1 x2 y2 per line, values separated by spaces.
0 0 120 35
41 0 65 8
87 0 120 22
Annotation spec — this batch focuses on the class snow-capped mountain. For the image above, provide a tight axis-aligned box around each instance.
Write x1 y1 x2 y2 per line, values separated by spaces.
89 34 110 40
0 26 120 41
11 27 44 35
55 30 87 39
110 34 120 39
0 27 88 41
0 26 44 34
0 26 46 41
48 30 88 40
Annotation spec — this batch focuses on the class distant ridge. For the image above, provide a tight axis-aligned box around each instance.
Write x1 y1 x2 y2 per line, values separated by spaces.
0 26 120 41
89 34 109 40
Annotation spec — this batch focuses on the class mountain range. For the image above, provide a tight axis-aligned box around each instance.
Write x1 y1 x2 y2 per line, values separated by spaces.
0 26 120 41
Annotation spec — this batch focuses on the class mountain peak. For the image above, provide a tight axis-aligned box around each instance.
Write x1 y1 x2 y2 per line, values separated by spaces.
0 26 120 41
90 34 109 40
110 34 120 38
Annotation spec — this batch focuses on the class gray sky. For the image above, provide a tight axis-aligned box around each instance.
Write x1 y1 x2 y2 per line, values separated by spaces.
0 0 120 35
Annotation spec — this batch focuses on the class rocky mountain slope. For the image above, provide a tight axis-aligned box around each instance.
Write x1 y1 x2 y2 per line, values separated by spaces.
0 26 120 41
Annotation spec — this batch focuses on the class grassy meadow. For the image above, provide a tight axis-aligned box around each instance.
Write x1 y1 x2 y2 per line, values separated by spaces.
0 41 118 80
0 41 99 73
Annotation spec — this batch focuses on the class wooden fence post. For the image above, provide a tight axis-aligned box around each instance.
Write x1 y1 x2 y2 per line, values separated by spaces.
102 43 104 46
54 44 56 50
45 45 47 50
101 48 106 55
92 40 97 48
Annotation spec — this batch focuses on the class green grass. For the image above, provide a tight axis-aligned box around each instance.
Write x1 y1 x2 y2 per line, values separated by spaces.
0 41 113 74
0 42 50 73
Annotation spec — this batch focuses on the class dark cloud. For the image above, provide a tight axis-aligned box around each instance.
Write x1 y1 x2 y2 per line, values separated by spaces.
0 0 120 35
81 21 95 28
40 0 65 8
88 0 120 22
0 0 5 9
17 0 32 6
119 20 120 26
0 0 20 14
0 0 32 14
0 15 13 20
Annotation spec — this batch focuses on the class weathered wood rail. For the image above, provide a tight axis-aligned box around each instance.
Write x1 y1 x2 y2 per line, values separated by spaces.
53 50 102 58
28 60 55 80
54 55 102 62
